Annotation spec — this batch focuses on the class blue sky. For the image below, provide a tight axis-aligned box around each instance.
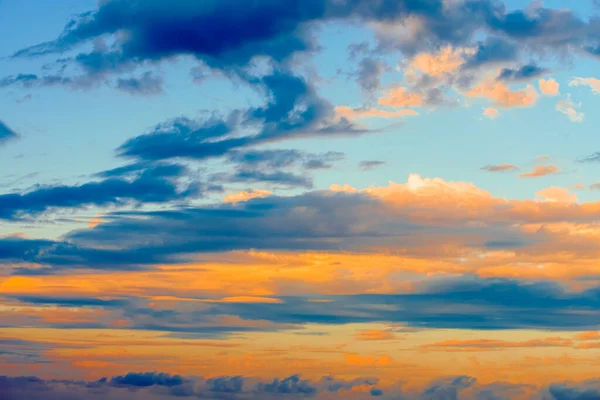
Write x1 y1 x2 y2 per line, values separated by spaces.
5 1 600 398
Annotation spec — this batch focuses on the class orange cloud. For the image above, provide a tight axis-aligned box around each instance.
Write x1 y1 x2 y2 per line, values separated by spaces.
223 190 272 203
355 329 397 341
420 337 573 351
406 46 469 78
336 105 418 120
466 80 538 108
569 77 600 94
519 164 560 178
536 187 578 203
378 87 424 107
575 331 600 341
539 78 559 96
483 107 500 119
344 353 393 367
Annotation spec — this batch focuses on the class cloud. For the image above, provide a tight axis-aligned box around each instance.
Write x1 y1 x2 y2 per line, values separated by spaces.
118 72 365 162
482 107 500 119
420 337 573 351
223 190 272 204
228 149 345 170
221 169 314 189
355 329 397 341
465 80 538 108
378 87 425 107
577 152 600 163
0 120 19 146
519 164 560 178
406 46 469 78
556 96 584 123
107 372 185 387
115 72 163 96
480 163 518 172
536 186 578 203
335 105 419 120
575 331 600 341
359 160 386 171
0 163 202 221
569 77 600 94
497 64 547 82
539 78 560 96
356 57 386 95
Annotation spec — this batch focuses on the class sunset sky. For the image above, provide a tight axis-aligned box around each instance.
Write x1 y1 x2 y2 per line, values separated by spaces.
4 0 600 399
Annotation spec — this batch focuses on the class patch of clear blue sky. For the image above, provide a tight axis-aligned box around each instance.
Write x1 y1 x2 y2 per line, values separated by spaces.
1 0 600 208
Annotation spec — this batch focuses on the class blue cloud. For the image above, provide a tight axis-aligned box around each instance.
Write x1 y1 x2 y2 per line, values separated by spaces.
0 120 19 146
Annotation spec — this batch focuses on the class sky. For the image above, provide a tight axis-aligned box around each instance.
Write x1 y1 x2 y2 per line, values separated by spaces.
4 0 600 399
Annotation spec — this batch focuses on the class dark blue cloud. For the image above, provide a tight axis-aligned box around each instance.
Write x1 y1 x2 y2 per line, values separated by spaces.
0 120 19 146
207 376 245 393
228 149 344 170
2 373 599 400
0 163 205 221
548 380 600 400
223 169 314 188
107 372 185 388
13 0 598 95
117 71 362 163
256 375 317 396
497 64 547 81
422 376 477 400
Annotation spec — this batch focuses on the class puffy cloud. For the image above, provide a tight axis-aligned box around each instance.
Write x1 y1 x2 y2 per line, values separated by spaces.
519 164 560 178
536 187 578 203
556 96 584 123
539 78 560 96
481 163 518 172
405 46 469 78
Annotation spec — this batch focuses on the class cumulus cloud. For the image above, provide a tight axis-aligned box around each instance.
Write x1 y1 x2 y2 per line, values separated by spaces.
536 186 578 203
539 78 560 96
